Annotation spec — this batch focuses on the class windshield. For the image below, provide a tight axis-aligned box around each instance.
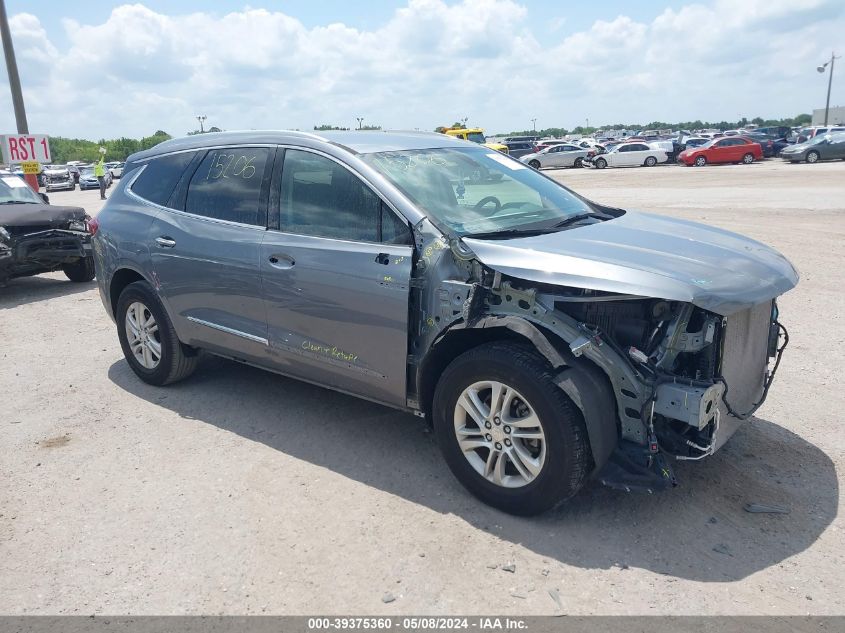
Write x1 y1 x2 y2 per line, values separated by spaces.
362 147 596 236
0 174 43 203
465 132 486 144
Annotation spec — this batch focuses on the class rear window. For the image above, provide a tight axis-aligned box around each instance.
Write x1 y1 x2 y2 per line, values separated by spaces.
131 152 196 207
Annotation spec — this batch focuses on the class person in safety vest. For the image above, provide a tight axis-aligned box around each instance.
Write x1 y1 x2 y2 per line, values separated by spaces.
94 153 107 200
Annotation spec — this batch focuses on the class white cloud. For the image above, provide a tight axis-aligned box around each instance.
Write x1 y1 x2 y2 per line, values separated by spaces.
1 0 843 139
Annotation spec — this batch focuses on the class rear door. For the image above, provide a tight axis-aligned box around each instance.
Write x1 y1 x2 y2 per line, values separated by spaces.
148 146 275 361
260 148 414 406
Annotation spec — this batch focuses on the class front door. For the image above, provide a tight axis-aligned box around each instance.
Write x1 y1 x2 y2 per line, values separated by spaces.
260 148 414 406
149 146 275 361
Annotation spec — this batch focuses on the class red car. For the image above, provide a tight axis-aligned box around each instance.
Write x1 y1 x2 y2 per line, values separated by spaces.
677 136 763 166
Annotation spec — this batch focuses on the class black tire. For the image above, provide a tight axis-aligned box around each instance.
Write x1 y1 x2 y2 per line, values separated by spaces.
528 159 541 169
62 256 95 282
806 151 820 164
594 158 607 169
742 153 754 164
433 342 591 516
644 156 657 167
574 157 583 168
116 280 198 386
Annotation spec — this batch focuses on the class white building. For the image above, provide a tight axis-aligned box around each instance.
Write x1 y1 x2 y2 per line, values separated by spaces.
812 106 845 125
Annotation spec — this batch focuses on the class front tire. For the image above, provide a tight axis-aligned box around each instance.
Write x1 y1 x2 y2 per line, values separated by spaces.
433 342 591 515
116 280 198 386
694 156 707 167
594 158 607 169
528 159 541 169
62 256 95 282
806 151 820 164
574 157 583 168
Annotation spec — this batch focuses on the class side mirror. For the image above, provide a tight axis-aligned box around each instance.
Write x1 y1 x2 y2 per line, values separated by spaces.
39 193 50 204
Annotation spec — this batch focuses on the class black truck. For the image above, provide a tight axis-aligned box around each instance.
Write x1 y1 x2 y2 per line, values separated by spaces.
0 171 95 285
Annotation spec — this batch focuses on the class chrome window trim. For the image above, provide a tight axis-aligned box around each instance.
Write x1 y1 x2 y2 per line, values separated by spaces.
126 151 270 232
186 316 268 345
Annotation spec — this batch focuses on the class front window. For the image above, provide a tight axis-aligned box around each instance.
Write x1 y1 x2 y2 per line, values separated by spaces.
0 174 42 203
362 147 597 237
465 132 486 144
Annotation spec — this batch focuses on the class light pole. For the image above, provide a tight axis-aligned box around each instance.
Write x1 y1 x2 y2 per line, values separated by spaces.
356 117 364 130
461 117 468 127
196 115 206 133
817 52 840 126
530 118 537 133
0 0 27 134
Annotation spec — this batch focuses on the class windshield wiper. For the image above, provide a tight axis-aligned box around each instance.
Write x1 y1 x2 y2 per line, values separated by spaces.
549 213 603 228
0 200 39 204
462 226 557 239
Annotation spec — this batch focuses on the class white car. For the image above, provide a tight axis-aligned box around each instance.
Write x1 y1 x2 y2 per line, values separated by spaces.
105 162 124 179
584 142 667 169
521 144 590 169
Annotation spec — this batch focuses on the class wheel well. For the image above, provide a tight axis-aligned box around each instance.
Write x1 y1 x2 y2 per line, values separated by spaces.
417 327 523 421
109 268 146 317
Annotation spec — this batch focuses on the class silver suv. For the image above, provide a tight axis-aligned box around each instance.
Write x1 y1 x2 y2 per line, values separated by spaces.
93 130 798 515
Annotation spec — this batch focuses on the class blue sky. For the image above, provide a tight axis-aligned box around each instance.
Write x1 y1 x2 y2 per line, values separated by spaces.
1 1 842 139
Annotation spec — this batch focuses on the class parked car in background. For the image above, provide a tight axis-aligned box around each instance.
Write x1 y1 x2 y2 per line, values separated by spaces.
682 137 710 150
648 140 676 163
0 170 96 284
106 161 125 179
501 141 538 158
92 130 797 515
583 142 667 169
42 165 76 192
521 143 590 169
677 137 762 166
78 167 113 190
12 166 46 188
792 126 845 144
780 132 845 163
744 133 789 158
756 126 792 139
66 164 82 184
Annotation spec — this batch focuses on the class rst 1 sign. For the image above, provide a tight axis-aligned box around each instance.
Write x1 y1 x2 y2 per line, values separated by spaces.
1 134 51 164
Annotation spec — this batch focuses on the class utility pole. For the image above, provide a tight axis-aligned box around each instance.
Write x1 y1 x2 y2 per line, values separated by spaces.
530 118 537 132
196 115 206 133
817 52 840 126
0 0 28 134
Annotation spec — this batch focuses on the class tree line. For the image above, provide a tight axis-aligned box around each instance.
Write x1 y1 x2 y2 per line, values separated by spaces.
48 131 173 163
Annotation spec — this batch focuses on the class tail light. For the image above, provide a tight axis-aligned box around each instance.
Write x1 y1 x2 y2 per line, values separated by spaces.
87 216 99 235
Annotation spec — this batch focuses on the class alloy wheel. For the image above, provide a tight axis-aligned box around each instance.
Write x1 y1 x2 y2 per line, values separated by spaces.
453 380 547 488
125 301 161 369
807 151 819 164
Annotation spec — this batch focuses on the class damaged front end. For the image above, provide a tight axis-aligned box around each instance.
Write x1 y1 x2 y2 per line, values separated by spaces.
407 214 794 495
0 219 93 283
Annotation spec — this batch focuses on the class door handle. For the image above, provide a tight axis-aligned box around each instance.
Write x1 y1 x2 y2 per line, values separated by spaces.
269 254 295 269
155 236 176 248
375 253 390 265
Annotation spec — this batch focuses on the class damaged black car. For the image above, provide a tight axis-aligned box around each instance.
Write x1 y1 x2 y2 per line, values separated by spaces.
0 171 96 285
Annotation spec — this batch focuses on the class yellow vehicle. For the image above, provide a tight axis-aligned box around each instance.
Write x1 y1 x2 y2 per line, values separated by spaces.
439 127 509 154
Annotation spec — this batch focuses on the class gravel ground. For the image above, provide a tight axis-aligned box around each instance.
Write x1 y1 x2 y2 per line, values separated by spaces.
1 160 843 615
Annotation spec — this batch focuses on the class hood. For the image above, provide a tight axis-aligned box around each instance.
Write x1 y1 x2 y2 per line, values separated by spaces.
463 210 798 316
0 204 87 228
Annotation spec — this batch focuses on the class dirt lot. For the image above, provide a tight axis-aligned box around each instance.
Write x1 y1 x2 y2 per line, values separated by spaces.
1 160 843 615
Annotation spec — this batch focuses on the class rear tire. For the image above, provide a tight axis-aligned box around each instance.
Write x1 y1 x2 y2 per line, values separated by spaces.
433 342 591 516
63 256 95 282
116 280 197 386
644 156 657 167
742 153 754 164
574 157 583 168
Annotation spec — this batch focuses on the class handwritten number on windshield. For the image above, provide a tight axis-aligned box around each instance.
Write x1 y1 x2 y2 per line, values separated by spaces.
207 153 258 179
